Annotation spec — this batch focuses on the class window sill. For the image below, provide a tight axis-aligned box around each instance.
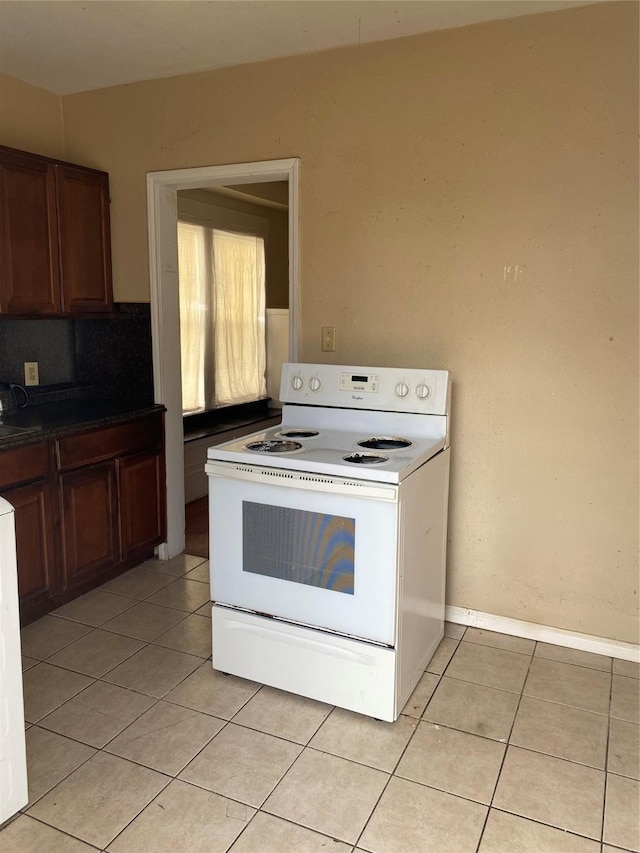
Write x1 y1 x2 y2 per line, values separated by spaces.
183 400 281 445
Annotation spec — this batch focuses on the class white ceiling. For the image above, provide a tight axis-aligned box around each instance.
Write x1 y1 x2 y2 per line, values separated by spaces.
0 0 595 96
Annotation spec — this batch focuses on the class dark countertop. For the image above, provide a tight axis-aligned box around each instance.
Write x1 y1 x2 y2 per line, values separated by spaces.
183 407 282 444
0 398 165 450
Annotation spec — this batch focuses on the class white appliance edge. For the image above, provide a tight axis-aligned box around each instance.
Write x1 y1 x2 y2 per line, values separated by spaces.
0 496 28 825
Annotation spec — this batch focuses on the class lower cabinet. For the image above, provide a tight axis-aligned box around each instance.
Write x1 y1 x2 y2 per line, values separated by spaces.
0 410 166 625
0 443 58 623
59 461 119 591
6 480 57 618
118 449 165 562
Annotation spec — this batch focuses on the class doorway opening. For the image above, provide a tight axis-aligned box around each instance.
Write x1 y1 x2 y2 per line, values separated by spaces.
147 160 300 559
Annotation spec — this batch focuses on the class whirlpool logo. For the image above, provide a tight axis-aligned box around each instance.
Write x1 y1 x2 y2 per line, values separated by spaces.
352 394 364 400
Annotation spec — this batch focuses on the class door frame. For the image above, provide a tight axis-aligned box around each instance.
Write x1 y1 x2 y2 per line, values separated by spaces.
147 159 300 558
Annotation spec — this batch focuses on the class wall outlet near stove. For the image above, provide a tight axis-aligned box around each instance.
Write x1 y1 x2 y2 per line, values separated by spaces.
24 362 39 386
321 326 336 352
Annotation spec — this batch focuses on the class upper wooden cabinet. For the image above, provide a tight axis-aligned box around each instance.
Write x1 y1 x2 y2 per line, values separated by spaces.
0 146 113 317
0 148 61 315
56 164 113 314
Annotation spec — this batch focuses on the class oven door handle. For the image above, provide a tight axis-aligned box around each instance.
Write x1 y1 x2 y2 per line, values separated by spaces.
225 615 391 661
206 461 399 501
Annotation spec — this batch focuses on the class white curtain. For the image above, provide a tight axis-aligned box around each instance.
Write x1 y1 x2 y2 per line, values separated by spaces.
178 221 266 413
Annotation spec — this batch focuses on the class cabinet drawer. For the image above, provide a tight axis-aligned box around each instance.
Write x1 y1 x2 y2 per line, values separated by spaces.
0 442 49 489
56 415 163 471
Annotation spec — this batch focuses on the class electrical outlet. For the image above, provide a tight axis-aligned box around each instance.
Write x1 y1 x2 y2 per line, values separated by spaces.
24 362 39 386
321 326 336 352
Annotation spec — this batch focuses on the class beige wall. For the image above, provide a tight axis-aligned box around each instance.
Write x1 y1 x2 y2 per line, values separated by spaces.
0 74 65 159
19 2 640 642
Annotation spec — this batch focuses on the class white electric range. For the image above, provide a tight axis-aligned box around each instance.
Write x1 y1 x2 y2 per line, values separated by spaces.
206 363 451 721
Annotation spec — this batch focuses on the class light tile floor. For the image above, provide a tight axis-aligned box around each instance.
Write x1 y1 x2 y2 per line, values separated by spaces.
4 554 639 852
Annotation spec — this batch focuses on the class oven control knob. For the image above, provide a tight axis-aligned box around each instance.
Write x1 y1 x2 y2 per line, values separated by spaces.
309 377 322 392
395 382 410 398
291 376 304 391
416 383 431 400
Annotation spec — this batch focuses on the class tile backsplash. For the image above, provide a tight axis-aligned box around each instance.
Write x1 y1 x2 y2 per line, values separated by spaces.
0 303 154 404
0 318 75 386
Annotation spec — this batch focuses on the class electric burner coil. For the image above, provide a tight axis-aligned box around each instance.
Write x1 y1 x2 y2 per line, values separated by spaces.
245 440 303 453
342 452 389 465
357 436 412 451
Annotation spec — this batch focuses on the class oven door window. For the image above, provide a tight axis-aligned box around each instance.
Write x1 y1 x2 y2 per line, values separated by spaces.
243 502 355 594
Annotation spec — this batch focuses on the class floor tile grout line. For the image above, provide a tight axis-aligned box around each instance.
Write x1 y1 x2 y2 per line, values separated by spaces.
30 625 216 753
96 649 205 703
219 804 262 852
456 636 536 660
59 597 199 643
13 558 209 840
485 740 610 774
23 668 98 727
353 649 465 850
30 629 190 842
98 572 207 609
454 630 621 676
486 806 612 846
39 600 193 641
36 685 163 752
36 555 207 623
489 637 614 847
291 747 392 850
229 808 356 853
230 691 333 748
473 637 540 853
86 764 174 852
434 670 613 717
600 663 617 846
20 621 96 662
20 725 100 813
15 812 103 850
49 594 139 620
108 696 227 779
36 631 152 681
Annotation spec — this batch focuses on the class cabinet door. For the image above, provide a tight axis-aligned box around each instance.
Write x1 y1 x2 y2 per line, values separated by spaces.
118 449 166 561
59 462 119 589
0 149 61 315
56 164 113 314
2 481 58 619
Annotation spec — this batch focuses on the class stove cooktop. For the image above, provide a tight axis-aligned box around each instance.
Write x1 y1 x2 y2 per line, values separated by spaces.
208 364 450 483
207 420 446 484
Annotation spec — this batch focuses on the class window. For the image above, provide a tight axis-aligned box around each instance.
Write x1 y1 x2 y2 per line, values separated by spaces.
178 220 267 414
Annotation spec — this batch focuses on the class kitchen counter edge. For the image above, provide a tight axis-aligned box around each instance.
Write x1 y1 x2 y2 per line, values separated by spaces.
0 401 166 450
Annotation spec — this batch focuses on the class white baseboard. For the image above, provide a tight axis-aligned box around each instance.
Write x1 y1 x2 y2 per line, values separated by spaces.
445 605 640 663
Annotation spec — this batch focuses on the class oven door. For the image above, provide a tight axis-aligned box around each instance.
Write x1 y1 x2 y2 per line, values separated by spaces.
206 462 399 646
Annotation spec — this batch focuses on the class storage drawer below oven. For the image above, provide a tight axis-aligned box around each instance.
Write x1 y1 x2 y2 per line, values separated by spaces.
212 605 399 721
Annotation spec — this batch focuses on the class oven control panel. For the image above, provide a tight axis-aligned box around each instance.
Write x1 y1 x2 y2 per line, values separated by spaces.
339 372 379 393
280 363 450 415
